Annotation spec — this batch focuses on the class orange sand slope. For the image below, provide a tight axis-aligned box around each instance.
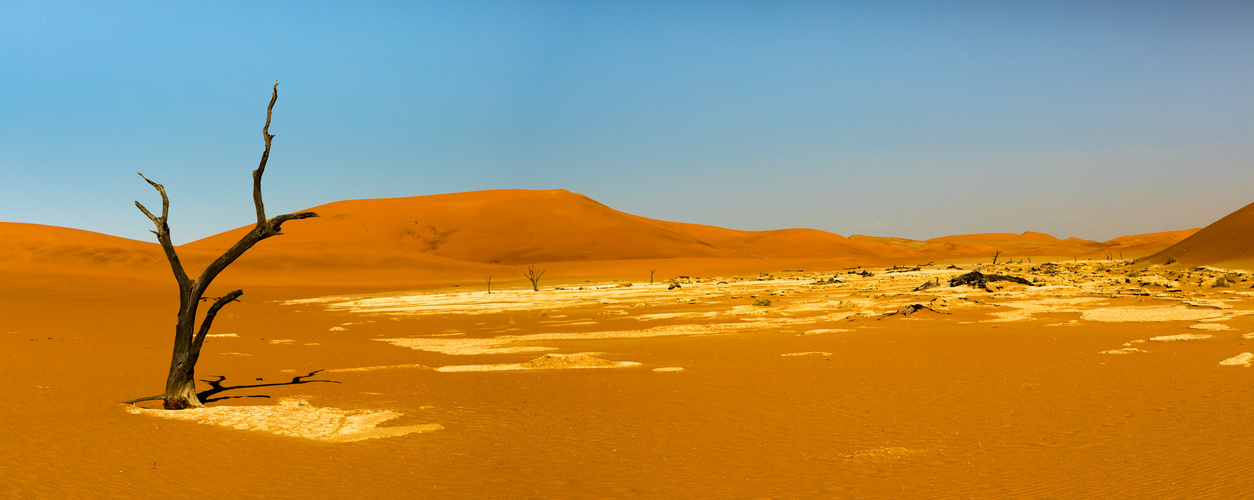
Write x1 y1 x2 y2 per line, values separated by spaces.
0 222 166 279
1148 199 1254 268
0 189 1208 287
182 189 918 264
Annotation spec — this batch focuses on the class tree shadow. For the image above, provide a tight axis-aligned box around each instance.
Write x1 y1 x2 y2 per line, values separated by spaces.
198 369 341 403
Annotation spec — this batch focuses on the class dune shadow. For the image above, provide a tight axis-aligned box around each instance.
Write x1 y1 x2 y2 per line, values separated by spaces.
198 369 341 403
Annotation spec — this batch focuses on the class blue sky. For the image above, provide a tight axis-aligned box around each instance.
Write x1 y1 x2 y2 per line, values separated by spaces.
3 1 1252 244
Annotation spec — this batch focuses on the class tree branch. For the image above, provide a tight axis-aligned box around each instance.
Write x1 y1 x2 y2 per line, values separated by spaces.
136 172 190 286
119 394 167 405
253 82 279 228
191 290 243 355
191 84 318 294
268 211 319 235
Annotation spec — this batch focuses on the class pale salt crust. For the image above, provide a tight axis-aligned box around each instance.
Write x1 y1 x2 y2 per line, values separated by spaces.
434 353 640 372
781 351 832 357
1081 306 1225 323
206 333 238 338
1200 310 1254 322
1219 353 1253 367
321 364 430 373
1189 323 1231 331
652 367 684 372
377 314 856 356
1148 333 1213 342
983 298 1106 322
800 328 849 335
282 275 928 319
1100 348 1145 354
286 267 1252 359
284 281 794 316
126 397 442 442
636 312 723 321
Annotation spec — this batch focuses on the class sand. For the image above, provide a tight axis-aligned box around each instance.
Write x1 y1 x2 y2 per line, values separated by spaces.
7 260 1254 497
5 190 1254 498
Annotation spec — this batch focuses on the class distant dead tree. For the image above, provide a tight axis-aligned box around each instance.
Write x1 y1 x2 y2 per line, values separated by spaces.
991 250 1002 265
122 83 318 410
485 275 493 294
649 268 657 284
524 265 545 291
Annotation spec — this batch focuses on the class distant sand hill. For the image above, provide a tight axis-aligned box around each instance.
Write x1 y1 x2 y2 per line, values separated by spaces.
0 189 1207 287
1148 200 1254 268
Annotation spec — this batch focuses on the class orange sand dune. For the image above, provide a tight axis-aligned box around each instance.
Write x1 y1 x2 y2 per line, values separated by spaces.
0 189 1203 289
927 230 1061 246
1148 200 1254 268
1104 229 1200 256
184 189 918 265
0 222 166 280
856 229 1193 263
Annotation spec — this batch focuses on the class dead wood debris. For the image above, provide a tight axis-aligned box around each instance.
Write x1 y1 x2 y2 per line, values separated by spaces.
880 303 946 319
949 271 1033 291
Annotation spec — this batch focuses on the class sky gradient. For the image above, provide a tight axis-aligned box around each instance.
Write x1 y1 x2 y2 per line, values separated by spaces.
3 1 1252 244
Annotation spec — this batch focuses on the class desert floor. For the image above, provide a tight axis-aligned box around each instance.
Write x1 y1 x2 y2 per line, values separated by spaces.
4 260 1254 498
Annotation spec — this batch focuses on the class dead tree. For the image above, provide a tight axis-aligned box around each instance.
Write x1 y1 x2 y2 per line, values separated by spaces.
125 83 318 410
524 265 545 291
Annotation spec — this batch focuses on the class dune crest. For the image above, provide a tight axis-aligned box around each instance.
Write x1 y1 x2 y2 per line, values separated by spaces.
0 189 1213 288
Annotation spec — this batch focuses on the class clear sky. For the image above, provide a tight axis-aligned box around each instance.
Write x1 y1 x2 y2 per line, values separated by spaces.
3 1 1252 244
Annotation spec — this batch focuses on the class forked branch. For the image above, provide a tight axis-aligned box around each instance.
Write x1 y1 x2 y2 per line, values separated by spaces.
192 290 244 354
135 173 190 286
253 82 280 228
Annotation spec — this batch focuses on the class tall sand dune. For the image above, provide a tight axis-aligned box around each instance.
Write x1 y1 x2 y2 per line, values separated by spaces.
1148 200 1254 267
183 189 917 264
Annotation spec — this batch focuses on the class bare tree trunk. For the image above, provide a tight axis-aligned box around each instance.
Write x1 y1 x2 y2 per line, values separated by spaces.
132 83 317 409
